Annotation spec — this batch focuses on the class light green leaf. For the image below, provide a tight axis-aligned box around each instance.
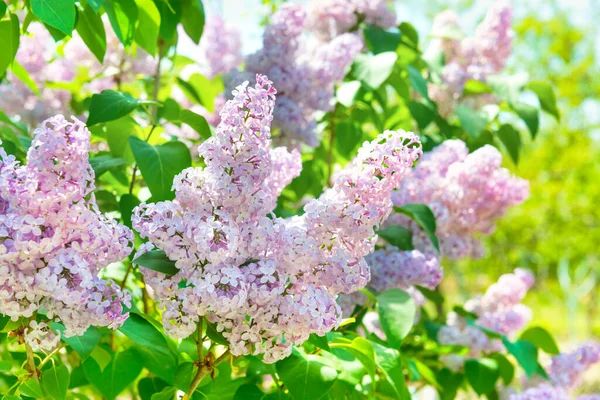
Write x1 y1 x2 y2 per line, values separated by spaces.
180 109 211 139
377 289 416 347
89 154 128 177
82 348 143 399
76 4 107 63
129 137 192 201
0 14 19 77
19 378 44 398
407 66 430 101
31 0 75 35
353 52 398 89
463 80 493 96
88 0 105 12
87 90 141 126
151 386 178 400
456 105 489 139
370 341 408 400
490 353 515 385
41 364 70 400
133 249 179 275
465 358 499 395
10 60 40 96
51 323 101 360
105 0 139 47
502 338 545 378
276 349 338 400
526 80 560 121
336 80 361 108
519 327 560 355
512 102 539 139
394 203 439 252
134 0 160 55
332 338 377 385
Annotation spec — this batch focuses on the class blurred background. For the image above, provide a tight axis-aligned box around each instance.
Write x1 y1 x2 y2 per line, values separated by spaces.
208 0 600 369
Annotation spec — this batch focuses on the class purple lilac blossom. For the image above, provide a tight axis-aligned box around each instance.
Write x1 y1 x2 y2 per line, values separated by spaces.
0 115 134 351
197 16 243 78
132 74 422 363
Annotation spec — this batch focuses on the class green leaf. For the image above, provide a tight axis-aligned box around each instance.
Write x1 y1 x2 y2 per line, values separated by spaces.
88 0 105 12
186 73 224 112
82 348 143 399
138 377 169 400
437 369 464 400
332 338 377 385
206 321 229 346
234 384 268 400
120 193 140 228
41 364 70 400
105 0 139 47
87 90 141 126
31 0 75 35
487 72 529 104
10 60 40 96
353 52 398 89
90 346 112 371
407 66 430 101
526 81 560 121
76 4 107 63
490 353 515 385
308 333 330 352
0 2 6 17
377 289 416 347
173 362 195 391
336 80 361 108
89 155 127 177
464 358 499 395
394 203 439 252
134 346 177 384
134 0 160 55
497 124 521 164
463 80 493 96
151 386 177 400
154 0 181 40
19 378 44 398
399 22 419 46
502 338 543 378
456 105 488 139
51 323 101 360
105 116 142 162
129 137 192 201
181 0 205 44
408 101 435 130
334 121 362 159
0 14 19 77
119 313 175 357
276 349 339 400
370 341 407 399
376 226 413 250
519 327 560 355
133 249 179 275
363 25 401 54
180 110 211 140
511 102 539 139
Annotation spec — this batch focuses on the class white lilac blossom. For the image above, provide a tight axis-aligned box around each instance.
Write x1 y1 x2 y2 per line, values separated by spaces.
0 115 134 351
0 23 73 126
230 4 363 148
437 268 534 370
427 1 513 116
132 74 422 363
306 0 396 41
391 139 529 259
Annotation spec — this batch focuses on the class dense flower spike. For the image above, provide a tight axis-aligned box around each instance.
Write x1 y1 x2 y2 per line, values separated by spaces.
427 1 513 116
509 384 570 400
391 139 529 259
306 0 396 41
0 115 134 350
549 341 600 388
132 74 422 362
232 4 363 148
0 23 73 125
437 268 534 370
198 16 243 78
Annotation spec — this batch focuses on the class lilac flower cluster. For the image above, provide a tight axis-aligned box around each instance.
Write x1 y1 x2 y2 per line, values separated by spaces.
0 115 134 350
230 4 363 148
427 1 513 116
64 17 157 94
391 139 529 259
306 0 396 41
198 15 243 79
437 268 534 370
132 74 422 363
0 23 73 125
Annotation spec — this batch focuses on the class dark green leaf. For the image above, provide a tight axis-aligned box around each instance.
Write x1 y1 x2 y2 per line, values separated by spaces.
497 124 521 164
151 386 177 400
129 137 192 201
376 225 413 250
490 353 514 385
465 358 499 395
89 155 127 177
206 321 228 346
408 101 435 130
519 327 560 355
399 22 419 46
180 110 211 139
133 249 179 275
502 338 542 378
363 25 401 54
416 286 443 304
134 346 177 384
181 0 205 44
234 384 268 400
31 0 75 35
138 377 169 400
308 333 330 352
88 0 105 12
105 0 139 47
87 90 141 126
0 14 19 77
276 349 338 400
134 0 160 55
154 0 181 40
437 369 464 400
353 52 398 89
76 4 107 63
173 362 195 391
377 289 416 347
41 364 70 400
394 203 439 252
456 105 488 139
334 121 362 159
512 102 539 139
407 66 430 101
120 194 140 228
526 81 560 121
83 348 143 399
119 313 175 357
51 323 101 360
0 2 6 17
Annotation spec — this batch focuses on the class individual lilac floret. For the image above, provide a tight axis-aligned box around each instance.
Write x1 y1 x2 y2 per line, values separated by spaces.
0 116 134 351
233 4 363 148
132 74 422 363
391 139 529 259
437 268 534 370
306 0 396 41
549 341 600 388
198 15 243 78
427 1 513 116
